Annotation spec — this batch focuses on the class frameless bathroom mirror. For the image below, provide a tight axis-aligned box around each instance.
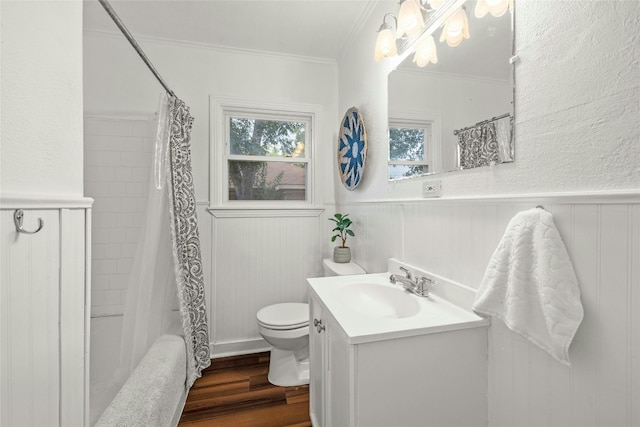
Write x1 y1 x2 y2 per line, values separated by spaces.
388 0 514 180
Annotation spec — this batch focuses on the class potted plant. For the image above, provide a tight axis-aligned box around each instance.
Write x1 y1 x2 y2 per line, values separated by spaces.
329 213 355 263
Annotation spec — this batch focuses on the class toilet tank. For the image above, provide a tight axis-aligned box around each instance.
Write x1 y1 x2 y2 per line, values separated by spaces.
323 258 366 276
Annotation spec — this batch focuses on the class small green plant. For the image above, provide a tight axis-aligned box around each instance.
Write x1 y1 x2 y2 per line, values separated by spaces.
329 213 355 248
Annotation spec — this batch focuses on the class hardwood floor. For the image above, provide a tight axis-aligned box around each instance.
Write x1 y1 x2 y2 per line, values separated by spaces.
178 352 311 427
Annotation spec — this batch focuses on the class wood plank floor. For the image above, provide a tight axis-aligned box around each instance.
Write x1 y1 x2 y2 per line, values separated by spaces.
178 352 311 427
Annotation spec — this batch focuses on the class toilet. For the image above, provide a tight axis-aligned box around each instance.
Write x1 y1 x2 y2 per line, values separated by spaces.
256 258 366 386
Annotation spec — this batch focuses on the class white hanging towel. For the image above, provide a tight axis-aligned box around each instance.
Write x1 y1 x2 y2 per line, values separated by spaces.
472 207 584 366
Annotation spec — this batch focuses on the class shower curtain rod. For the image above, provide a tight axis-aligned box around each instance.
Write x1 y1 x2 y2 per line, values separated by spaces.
97 0 176 98
453 113 511 135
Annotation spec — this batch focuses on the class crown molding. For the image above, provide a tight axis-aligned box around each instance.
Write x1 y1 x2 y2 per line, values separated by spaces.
83 28 338 66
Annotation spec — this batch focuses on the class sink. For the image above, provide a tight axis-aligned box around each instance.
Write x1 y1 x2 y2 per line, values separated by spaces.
340 283 420 319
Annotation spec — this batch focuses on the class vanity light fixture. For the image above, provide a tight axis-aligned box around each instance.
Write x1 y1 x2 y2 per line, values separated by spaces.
375 13 398 61
475 0 513 18
373 0 468 66
396 0 425 38
413 35 438 67
439 7 469 47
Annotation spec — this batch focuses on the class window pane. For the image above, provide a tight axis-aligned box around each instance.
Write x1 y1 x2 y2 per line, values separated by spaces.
389 127 425 161
388 164 427 180
228 161 306 201
230 117 306 158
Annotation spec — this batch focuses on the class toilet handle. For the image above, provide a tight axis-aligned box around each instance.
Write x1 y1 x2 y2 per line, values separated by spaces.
313 318 325 333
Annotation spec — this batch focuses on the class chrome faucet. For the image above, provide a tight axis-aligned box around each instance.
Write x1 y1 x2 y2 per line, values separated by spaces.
389 267 436 297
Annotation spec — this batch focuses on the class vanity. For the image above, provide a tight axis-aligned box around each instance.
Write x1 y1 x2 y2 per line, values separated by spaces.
307 259 489 427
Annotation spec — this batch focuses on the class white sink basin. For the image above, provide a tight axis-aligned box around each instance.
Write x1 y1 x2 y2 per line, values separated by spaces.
341 283 420 319
308 270 489 344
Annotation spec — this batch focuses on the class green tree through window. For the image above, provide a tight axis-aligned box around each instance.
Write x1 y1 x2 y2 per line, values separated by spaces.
229 117 306 200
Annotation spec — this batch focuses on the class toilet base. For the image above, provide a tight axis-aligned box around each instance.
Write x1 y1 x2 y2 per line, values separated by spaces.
267 347 310 387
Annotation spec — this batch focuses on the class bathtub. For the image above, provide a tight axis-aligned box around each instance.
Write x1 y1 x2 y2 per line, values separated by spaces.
90 315 187 426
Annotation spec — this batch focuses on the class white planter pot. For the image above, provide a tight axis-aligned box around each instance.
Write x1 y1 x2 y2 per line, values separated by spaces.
333 247 351 263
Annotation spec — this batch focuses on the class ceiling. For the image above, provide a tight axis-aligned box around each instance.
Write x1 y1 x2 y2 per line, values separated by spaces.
83 0 376 60
84 0 512 79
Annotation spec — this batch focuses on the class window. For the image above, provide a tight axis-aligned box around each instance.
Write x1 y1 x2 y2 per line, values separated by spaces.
210 97 320 212
388 119 432 180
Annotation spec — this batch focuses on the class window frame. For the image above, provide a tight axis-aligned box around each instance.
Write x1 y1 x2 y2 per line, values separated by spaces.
209 96 322 216
388 112 442 181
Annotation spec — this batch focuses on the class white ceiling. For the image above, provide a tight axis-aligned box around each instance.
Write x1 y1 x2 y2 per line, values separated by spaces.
84 0 512 79
83 0 376 60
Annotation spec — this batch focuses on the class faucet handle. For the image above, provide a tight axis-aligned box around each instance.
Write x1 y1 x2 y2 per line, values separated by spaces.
416 276 436 296
418 276 436 285
399 266 412 279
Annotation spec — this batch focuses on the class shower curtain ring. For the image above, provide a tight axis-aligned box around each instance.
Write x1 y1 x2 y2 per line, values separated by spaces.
14 209 44 234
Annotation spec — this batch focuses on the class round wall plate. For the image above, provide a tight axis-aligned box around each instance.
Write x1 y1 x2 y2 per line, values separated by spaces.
338 107 368 190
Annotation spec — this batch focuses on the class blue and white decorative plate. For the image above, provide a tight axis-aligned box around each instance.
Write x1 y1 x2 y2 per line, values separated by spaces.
338 107 368 190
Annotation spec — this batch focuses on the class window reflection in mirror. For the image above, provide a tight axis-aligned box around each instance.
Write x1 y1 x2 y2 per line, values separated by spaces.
388 0 514 180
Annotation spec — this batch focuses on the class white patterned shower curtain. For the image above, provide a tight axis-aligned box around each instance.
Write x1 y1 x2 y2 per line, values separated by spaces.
119 94 210 391
165 97 211 386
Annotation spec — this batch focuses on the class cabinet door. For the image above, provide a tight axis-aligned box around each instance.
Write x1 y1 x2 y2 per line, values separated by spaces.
309 296 325 427
326 313 351 427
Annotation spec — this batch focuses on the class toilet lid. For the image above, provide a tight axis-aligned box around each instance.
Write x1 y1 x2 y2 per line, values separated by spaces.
257 303 309 330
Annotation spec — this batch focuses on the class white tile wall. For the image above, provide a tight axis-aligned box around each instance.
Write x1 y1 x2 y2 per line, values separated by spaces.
84 116 154 317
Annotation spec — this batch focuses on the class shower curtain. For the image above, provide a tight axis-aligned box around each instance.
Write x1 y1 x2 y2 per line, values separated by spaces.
457 115 513 169
119 94 210 390
166 96 211 386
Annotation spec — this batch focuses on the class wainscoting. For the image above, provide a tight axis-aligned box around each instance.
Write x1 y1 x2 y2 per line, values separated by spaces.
338 191 639 427
204 207 324 356
0 196 92 426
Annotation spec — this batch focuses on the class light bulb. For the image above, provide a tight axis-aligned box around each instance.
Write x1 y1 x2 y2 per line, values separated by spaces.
439 7 469 47
475 0 512 18
375 27 397 61
397 0 425 38
413 35 438 67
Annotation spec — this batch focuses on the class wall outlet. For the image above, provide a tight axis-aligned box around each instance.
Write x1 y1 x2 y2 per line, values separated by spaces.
423 180 442 198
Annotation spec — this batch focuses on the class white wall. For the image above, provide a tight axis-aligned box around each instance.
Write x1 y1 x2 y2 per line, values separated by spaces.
83 31 338 354
337 0 639 202
1 1 84 197
84 31 339 203
1 1 88 425
337 1 639 426
342 196 640 427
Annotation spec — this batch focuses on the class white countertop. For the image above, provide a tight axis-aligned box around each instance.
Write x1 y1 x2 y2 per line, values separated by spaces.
307 272 489 345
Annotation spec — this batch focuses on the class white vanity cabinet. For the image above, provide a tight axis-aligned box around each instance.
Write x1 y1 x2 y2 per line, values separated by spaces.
308 271 489 427
310 295 351 427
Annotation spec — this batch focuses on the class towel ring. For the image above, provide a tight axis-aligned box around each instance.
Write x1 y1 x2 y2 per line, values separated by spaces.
536 205 546 211
14 209 44 234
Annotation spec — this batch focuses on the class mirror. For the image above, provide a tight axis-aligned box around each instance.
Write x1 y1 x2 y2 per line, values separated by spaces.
388 0 514 180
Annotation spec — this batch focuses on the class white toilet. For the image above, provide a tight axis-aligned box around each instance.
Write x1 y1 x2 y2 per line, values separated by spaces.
256 258 365 386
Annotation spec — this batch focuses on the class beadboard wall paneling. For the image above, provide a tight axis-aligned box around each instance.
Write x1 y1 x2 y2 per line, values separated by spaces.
338 198 639 427
211 214 322 350
330 203 404 274
59 209 89 426
1 210 61 426
1 206 90 426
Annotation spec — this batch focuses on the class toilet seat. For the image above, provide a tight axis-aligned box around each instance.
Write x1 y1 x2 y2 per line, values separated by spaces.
257 303 309 330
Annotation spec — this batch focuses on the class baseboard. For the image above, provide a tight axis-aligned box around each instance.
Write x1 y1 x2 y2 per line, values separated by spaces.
211 338 271 359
